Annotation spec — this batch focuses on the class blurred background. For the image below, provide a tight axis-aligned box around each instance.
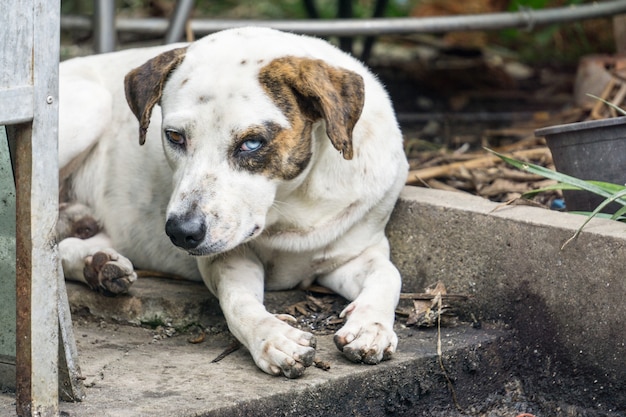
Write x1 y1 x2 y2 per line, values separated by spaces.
58 0 625 206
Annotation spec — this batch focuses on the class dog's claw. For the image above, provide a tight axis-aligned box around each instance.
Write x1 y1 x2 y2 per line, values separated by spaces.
275 313 298 324
334 322 397 365
273 335 316 378
83 249 137 295
335 336 391 364
253 318 316 378
280 344 315 378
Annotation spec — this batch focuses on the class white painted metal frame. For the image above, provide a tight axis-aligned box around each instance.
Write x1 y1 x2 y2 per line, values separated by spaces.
0 1 65 415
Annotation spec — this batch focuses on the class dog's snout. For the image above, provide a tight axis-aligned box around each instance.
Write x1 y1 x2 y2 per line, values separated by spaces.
165 214 206 250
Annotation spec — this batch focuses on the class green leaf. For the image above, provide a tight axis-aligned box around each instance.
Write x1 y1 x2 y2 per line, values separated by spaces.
486 148 626 204
521 183 583 198
585 180 626 194
586 93 626 116
611 205 626 220
562 188 626 248
487 147 626 248
522 180 626 200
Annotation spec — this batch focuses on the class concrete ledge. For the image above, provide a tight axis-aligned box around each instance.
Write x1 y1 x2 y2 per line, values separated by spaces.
0 316 511 416
67 277 223 329
388 186 626 389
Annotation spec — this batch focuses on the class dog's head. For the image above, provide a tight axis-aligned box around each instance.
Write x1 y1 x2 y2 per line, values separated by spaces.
124 29 365 256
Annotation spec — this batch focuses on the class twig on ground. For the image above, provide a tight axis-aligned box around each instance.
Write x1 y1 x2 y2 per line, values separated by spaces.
407 148 550 184
436 293 463 412
211 339 241 363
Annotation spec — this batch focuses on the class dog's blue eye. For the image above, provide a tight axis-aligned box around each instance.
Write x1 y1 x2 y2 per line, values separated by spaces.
165 130 185 146
240 139 263 152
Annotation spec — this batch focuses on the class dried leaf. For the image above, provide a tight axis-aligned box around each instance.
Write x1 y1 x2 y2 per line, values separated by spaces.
403 282 467 328
186 329 206 344
314 359 331 371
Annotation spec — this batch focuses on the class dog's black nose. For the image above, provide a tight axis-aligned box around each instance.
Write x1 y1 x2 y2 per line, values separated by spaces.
165 215 206 250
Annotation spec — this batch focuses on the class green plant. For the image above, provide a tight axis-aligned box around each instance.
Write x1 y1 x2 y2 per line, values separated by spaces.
587 93 626 117
499 0 612 64
487 148 626 248
140 315 167 329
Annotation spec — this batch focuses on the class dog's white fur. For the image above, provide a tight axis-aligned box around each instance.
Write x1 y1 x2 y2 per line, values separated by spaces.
58 27 408 378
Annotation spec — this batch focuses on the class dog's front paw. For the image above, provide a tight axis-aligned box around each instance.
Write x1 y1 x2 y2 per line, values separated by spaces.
252 317 317 379
333 303 397 364
83 249 137 295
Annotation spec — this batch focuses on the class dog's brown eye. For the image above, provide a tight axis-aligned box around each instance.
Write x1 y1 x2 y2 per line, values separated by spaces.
165 130 186 146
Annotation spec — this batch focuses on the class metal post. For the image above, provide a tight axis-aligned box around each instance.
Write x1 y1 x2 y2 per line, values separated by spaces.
165 0 195 44
94 0 116 53
337 0 353 53
2 0 79 413
10 1 61 415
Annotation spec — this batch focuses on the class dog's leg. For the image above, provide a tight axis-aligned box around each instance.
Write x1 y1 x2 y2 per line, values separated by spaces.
201 249 317 378
317 237 401 364
59 233 137 295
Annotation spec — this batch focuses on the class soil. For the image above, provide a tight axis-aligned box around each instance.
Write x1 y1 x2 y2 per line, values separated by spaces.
280 290 625 417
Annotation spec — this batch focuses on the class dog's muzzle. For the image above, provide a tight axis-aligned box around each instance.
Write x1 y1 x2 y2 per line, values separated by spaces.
165 213 207 251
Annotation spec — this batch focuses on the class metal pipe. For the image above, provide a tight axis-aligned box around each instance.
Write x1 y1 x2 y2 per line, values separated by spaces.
62 0 626 37
93 0 115 53
164 0 195 44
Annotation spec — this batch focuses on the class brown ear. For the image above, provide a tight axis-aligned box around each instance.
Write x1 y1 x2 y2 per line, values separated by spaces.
260 57 365 160
124 47 187 145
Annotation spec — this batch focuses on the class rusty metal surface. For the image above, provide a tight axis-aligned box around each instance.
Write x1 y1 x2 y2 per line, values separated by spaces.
10 123 35 417
1 1 61 416
57 271 85 402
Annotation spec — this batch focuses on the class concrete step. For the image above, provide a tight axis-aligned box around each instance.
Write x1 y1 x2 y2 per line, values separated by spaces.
61 317 510 417
0 278 513 417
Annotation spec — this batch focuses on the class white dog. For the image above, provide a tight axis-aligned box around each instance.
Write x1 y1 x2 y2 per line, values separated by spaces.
58 27 408 378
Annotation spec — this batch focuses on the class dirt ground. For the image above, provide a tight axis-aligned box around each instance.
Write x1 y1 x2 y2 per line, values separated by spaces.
280 288 625 417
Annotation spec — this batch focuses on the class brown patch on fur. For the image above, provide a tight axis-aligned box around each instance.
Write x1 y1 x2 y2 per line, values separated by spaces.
71 217 100 239
231 121 313 180
258 56 365 160
124 47 188 145
56 202 100 240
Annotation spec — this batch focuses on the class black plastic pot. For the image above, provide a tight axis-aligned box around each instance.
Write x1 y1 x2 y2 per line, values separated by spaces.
535 116 626 213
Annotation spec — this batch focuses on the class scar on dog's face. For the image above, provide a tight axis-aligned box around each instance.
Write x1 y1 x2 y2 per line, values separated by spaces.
123 46 365 255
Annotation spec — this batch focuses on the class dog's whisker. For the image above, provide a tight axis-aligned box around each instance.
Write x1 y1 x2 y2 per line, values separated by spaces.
268 200 302 225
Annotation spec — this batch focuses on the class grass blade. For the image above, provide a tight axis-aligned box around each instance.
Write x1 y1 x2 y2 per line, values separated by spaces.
586 93 626 116
562 188 626 248
486 148 626 203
